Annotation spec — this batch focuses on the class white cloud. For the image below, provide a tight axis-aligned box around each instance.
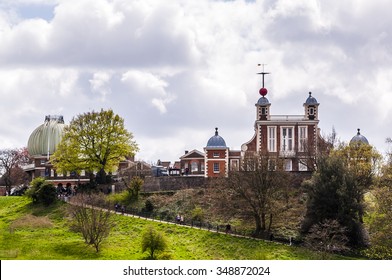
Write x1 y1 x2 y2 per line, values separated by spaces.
0 0 391 160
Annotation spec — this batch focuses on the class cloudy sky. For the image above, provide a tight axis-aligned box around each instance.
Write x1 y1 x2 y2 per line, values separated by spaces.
0 0 391 163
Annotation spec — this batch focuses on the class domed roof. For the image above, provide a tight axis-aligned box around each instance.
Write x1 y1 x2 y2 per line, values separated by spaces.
27 115 66 156
350 129 369 145
206 128 227 148
305 92 319 105
257 96 271 106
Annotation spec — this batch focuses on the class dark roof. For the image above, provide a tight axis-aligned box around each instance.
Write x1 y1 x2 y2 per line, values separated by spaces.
305 92 319 105
350 129 369 145
206 128 227 148
257 96 270 106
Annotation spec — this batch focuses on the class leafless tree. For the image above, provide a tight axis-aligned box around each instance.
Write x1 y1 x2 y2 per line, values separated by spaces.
224 151 291 237
304 219 349 259
0 148 30 195
69 193 114 252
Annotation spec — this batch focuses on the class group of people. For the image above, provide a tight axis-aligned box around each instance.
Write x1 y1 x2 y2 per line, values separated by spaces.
175 214 184 224
56 185 76 201
114 203 126 214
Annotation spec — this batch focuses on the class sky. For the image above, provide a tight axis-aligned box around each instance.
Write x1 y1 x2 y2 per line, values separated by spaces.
0 0 391 164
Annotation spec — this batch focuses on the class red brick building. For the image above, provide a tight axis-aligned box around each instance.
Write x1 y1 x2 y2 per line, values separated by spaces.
241 89 321 171
179 85 321 177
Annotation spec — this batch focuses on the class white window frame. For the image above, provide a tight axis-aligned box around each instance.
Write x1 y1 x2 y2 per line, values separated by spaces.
299 160 308 171
230 159 239 171
298 126 308 152
213 152 219 158
268 126 277 152
268 159 276 171
191 162 198 172
284 159 292 171
281 127 294 152
213 162 220 173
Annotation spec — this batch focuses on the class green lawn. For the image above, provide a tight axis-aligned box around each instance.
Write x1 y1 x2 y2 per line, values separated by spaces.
0 196 351 260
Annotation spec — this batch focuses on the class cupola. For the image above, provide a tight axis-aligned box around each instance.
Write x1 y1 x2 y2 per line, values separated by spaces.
350 129 369 145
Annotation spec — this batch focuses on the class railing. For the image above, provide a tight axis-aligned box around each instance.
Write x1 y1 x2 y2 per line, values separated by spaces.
269 115 306 121
64 194 299 246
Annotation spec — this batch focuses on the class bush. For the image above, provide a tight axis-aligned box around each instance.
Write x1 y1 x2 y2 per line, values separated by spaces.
141 226 168 259
25 177 57 206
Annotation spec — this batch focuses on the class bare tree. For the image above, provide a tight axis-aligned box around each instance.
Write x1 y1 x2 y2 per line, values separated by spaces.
225 151 291 237
304 219 349 259
0 148 30 195
69 193 114 252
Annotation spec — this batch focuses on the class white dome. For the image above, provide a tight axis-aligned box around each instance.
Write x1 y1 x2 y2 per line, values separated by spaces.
27 115 66 156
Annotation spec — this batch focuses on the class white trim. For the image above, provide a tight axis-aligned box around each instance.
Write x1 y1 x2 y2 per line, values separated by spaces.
280 126 295 152
267 126 277 152
298 126 308 152
284 159 292 171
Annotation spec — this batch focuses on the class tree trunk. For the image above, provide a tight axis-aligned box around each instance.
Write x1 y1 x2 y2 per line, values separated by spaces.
254 214 263 237
96 168 107 184
267 213 273 232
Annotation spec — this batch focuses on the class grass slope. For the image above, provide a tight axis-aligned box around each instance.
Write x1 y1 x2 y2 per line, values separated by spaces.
0 196 349 260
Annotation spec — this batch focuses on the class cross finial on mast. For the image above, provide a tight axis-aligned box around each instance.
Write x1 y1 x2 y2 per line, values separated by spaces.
257 64 270 88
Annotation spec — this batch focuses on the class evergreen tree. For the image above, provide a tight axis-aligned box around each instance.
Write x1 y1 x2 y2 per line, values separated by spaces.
301 155 368 247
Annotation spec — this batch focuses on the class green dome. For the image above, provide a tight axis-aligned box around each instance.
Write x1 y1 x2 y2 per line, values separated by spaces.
27 115 66 156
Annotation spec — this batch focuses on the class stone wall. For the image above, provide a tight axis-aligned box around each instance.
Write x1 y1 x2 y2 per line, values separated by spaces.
142 176 207 192
136 171 311 193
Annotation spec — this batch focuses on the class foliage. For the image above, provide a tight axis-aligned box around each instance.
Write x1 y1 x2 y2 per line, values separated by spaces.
52 109 138 185
25 177 57 206
301 154 369 248
126 176 143 201
144 199 154 212
365 196 392 259
0 147 30 195
364 145 392 259
191 206 205 222
304 219 349 259
141 225 168 259
333 142 381 222
68 193 114 252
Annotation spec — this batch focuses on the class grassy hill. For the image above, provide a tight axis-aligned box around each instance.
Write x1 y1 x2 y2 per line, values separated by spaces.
0 196 352 260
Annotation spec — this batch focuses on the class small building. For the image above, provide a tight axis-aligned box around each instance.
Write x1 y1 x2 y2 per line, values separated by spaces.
179 149 205 175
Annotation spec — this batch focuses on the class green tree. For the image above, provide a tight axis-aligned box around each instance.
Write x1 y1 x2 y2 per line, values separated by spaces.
52 109 138 185
301 154 369 247
126 176 143 201
364 138 392 259
333 142 381 222
141 226 168 259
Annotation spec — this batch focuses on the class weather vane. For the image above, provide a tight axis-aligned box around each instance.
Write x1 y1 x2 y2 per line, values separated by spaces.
257 63 270 88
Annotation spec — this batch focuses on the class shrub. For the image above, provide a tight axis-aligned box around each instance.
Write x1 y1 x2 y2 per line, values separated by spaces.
25 177 57 206
141 225 168 259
